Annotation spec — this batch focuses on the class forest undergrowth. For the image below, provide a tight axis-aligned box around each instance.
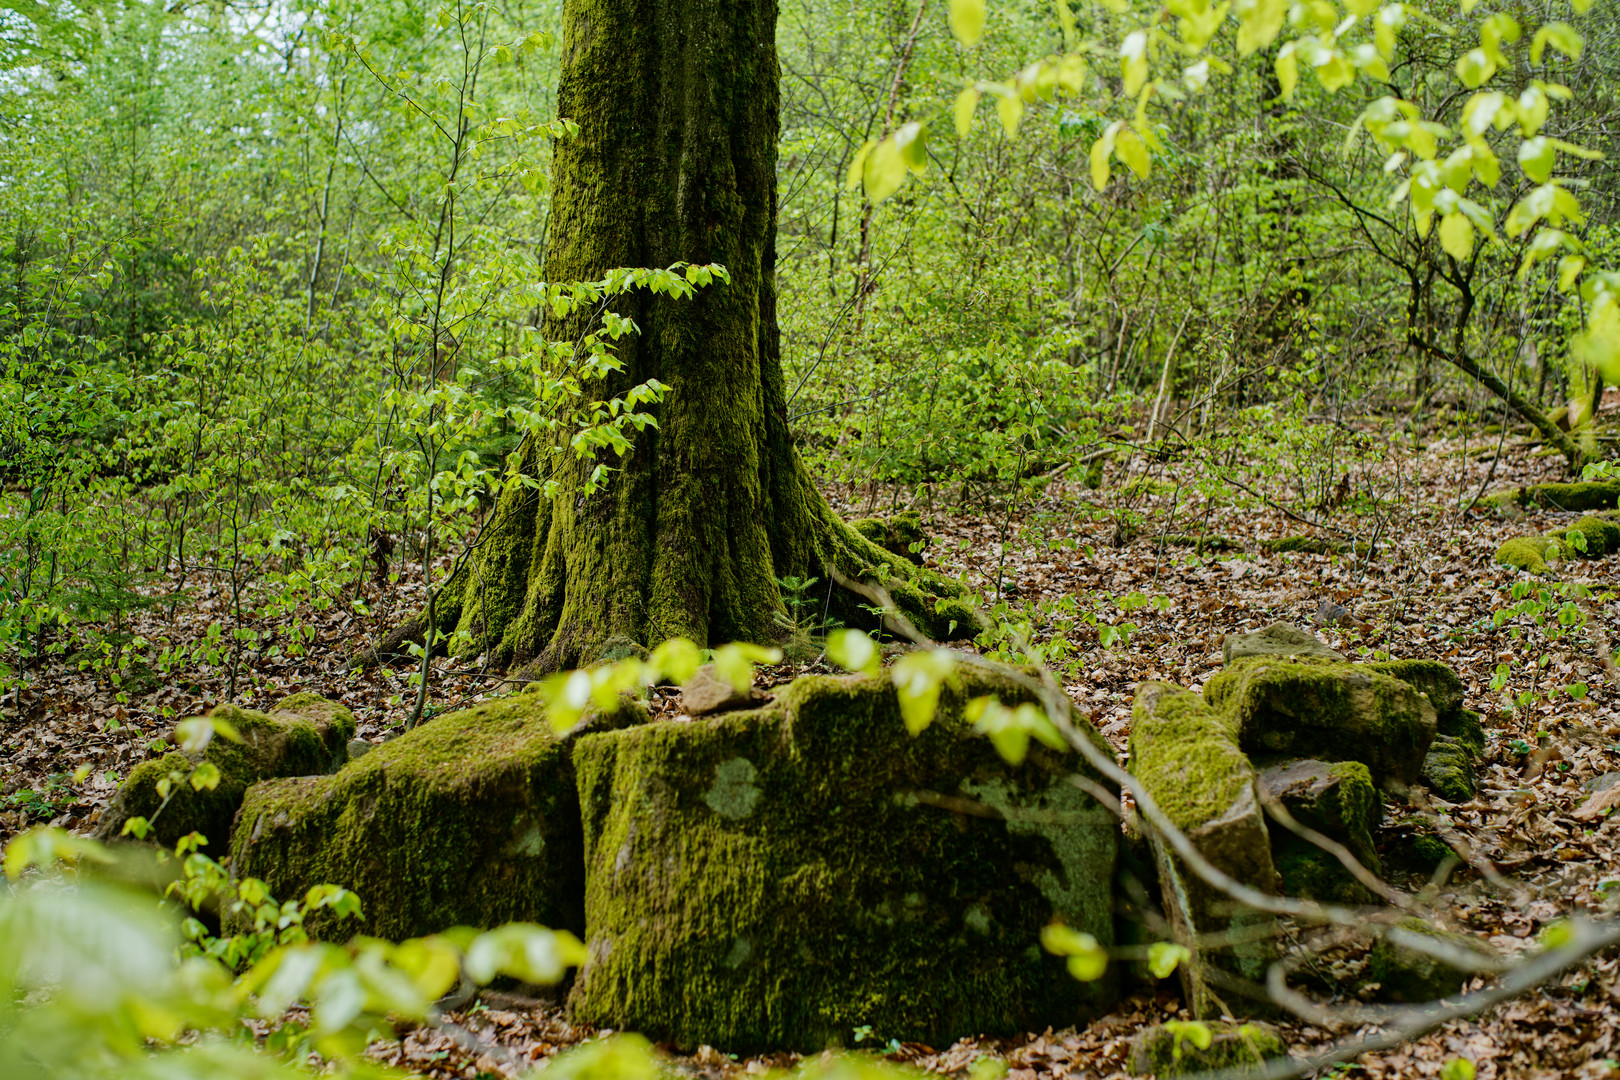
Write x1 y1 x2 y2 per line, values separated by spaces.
4 402 1618 1080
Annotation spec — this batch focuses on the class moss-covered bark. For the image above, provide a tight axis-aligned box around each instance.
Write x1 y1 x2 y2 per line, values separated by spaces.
568 670 1120 1050
375 0 970 673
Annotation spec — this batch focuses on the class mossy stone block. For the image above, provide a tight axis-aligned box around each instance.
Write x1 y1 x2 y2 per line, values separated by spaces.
1204 658 1436 786
1222 622 1345 665
1486 480 1620 513
1547 514 1620 558
1272 841 1373 905
1126 1019 1288 1078
1439 709 1486 757
94 694 355 851
1494 536 1554 573
1421 736 1477 803
1366 917 1494 1003
1262 535 1347 556
1365 660 1464 723
1256 759 1380 870
568 670 1120 1051
228 690 623 942
1130 682 1276 1020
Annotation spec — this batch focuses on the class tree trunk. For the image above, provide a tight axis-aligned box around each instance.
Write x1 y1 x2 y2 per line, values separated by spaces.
374 0 970 673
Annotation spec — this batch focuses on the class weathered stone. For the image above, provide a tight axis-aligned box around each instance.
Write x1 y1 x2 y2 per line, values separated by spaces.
1421 736 1477 803
94 693 355 851
1494 536 1555 573
1272 842 1373 905
1547 514 1620 558
346 738 374 761
1485 480 1620 513
569 669 1120 1050
1262 535 1348 556
1256 759 1380 870
1366 917 1495 1003
680 664 767 716
228 691 644 942
1126 1021 1288 1078
1439 709 1486 756
1204 658 1437 786
1222 623 1344 665
1129 682 1276 1020
849 511 927 564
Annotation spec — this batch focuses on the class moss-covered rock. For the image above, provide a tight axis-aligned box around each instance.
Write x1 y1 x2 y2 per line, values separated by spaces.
1421 736 1477 803
1365 917 1494 1003
1255 759 1380 871
1262 535 1347 556
228 690 638 942
1546 514 1620 558
1126 1020 1288 1078
849 511 927 565
94 694 355 851
1203 658 1437 786
568 670 1120 1051
1158 533 1242 554
1222 623 1345 665
1494 536 1555 573
1365 660 1463 722
1271 841 1373 905
1486 480 1620 513
1129 682 1276 1020
1439 709 1486 757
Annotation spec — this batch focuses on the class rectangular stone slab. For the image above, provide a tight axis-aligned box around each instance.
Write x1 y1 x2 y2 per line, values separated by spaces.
568 670 1121 1051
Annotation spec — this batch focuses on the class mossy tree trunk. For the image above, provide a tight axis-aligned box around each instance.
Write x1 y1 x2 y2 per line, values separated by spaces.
375 0 969 673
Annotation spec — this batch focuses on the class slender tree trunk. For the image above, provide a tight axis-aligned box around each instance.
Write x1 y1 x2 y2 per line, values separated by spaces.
371 0 967 673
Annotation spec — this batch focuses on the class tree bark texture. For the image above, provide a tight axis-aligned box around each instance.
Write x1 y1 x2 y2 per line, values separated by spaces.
383 0 970 673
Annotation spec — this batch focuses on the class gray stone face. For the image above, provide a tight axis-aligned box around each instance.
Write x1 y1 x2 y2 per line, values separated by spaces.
1421 736 1478 803
569 670 1121 1051
1256 758 1380 868
1222 622 1345 665
680 664 767 716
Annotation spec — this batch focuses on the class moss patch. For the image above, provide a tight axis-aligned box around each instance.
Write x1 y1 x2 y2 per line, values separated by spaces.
568 669 1119 1051
1486 480 1620 513
1204 658 1436 785
94 694 354 851
1256 758 1380 871
1129 682 1275 1019
1546 514 1620 558
848 512 927 564
228 690 633 942
1366 917 1494 1003
1421 737 1477 803
1262 535 1347 556
1126 1020 1288 1078
1272 841 1372 905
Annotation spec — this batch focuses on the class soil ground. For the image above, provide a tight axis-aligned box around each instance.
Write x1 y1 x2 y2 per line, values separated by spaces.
3 427 1618 1079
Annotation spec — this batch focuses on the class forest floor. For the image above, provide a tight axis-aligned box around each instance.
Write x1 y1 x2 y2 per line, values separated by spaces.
3 418 1619 1079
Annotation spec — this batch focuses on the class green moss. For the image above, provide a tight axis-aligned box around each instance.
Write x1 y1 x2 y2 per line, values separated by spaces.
1365 917 1493 1003
1262 535 1347 555
848 512 927 564
1486 480 1620 513
1257 759 1380 871
1127 1021 1288 1078
568 670 1118 1050
1439 709 1486 756
1158 533 1241 553
1493 536 1553 573
1546 514 1620 558
1404 834 1454 873
1421 737 1477 803
1203 658 1436 785
94 695 353 851
1273 840 1372 904
229 689 623 942
1365 660 1464 722
1129 683 1276 1019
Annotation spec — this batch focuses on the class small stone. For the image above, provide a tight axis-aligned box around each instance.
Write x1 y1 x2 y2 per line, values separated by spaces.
680 665 766 716
1222 623 1345 665
1256 759 1380 869
1127 1020 1288 1078
346 739 373 761
1421 736 1477 803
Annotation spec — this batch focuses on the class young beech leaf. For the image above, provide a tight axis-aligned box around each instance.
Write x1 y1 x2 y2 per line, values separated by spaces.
949 0 985 47
1040 924 1107 981
954 87 979 136
827 629 881 677
890 649 956 734
1148 941 1192 978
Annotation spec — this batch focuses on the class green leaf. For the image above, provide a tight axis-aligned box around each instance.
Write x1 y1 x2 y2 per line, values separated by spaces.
1456 49 1495 89
995 89 1024 137
189 761 222 792
1572 292 1620 384
846 140 876 191
949 0 986 47
863 136 908 202
1439 1059 1477 1080
1041 924 1107 980
1235 0 1287 56
1148 941 1192 978
649 638 702 685
954 87 979 137
1115 128 1149 179
4 826 114 879
1120 31 1148 98
895 122 928 175
1439 212 1474 259
1519 136 1556 183
1090 121 1122 190
712 642 783 692
890 649 956 735
1519 85 1550 135
1274 43 1298 100
827 629 882 677
1531 22 1582 63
